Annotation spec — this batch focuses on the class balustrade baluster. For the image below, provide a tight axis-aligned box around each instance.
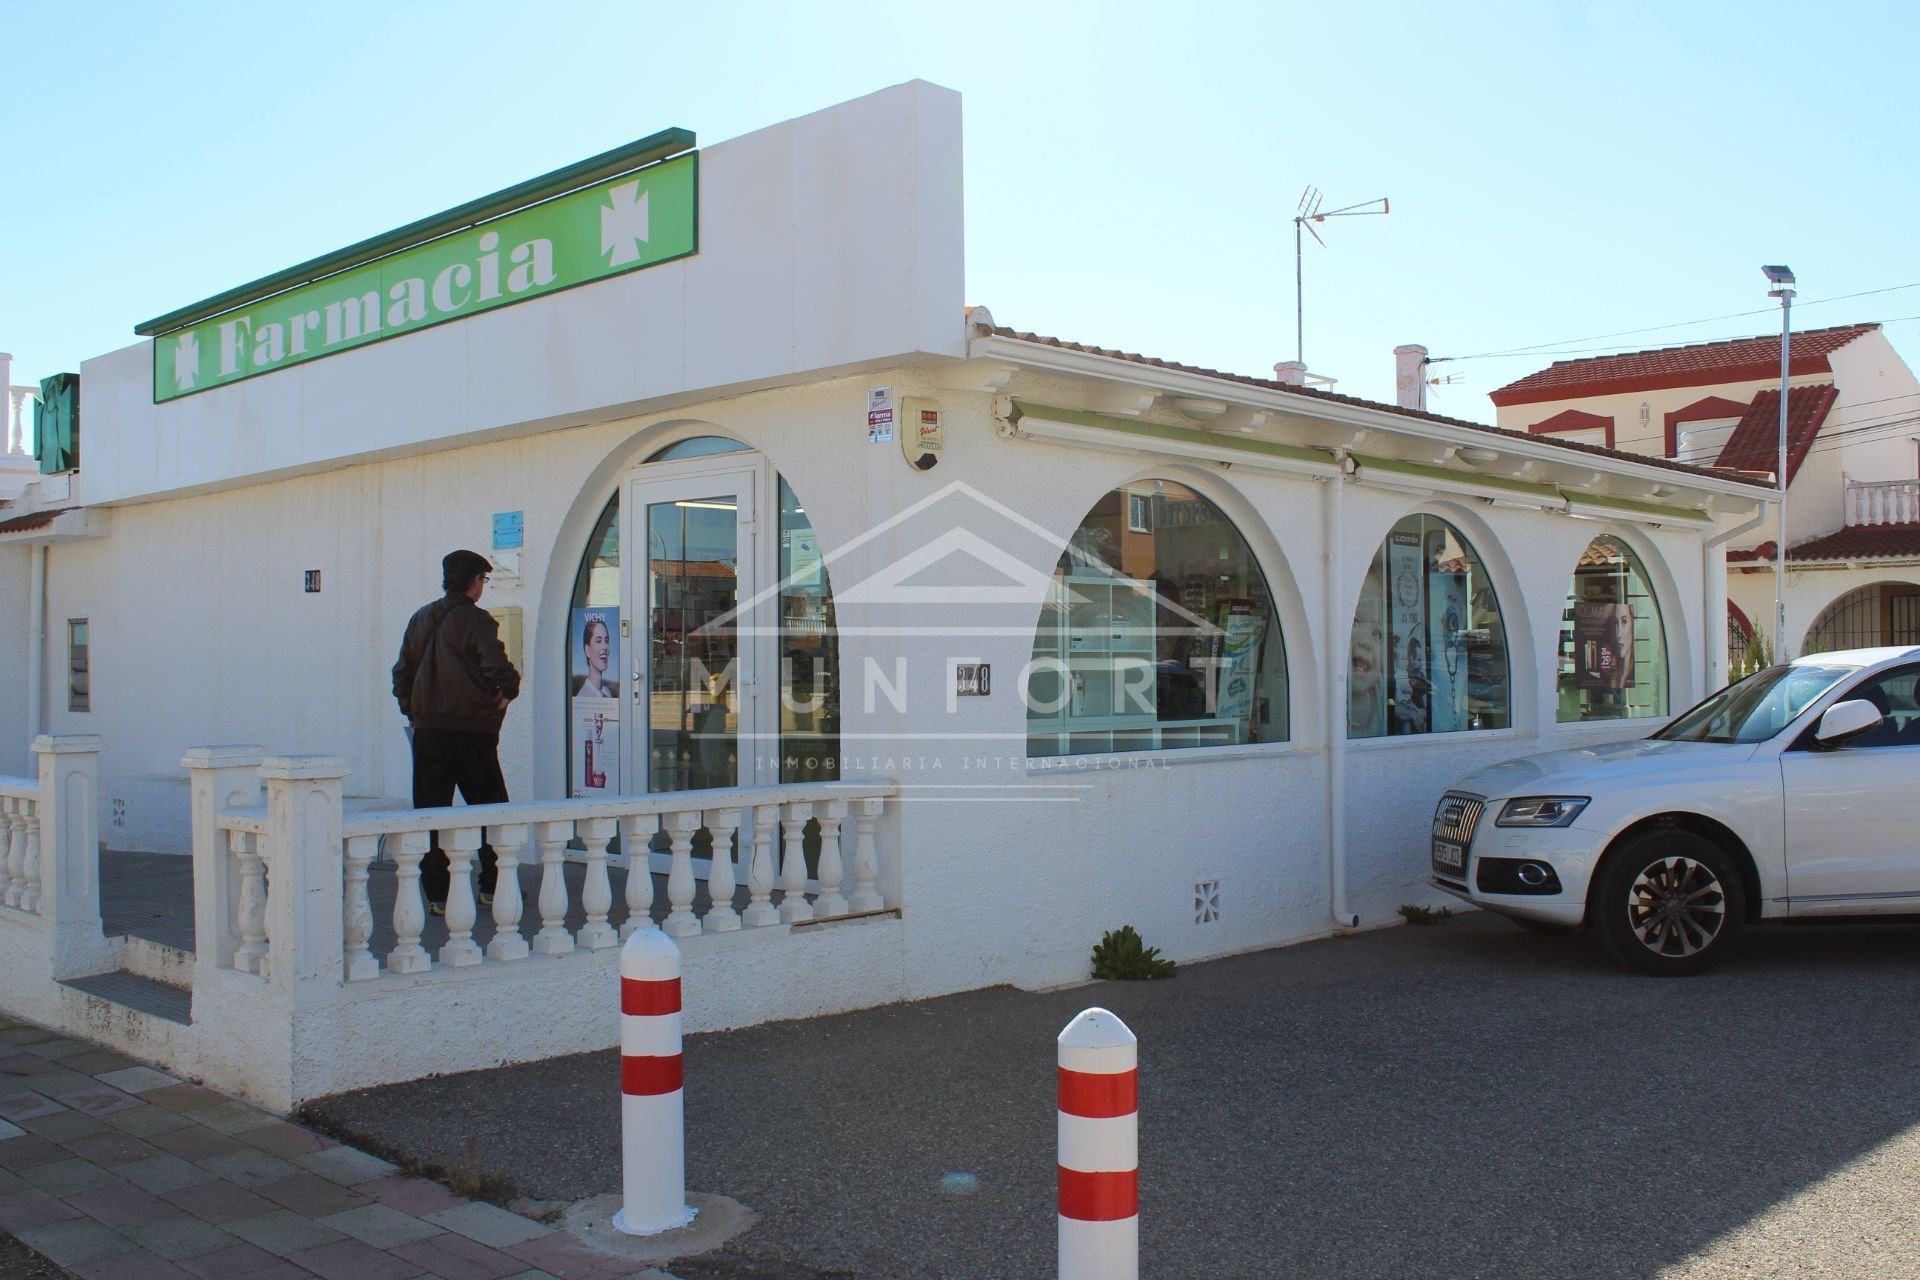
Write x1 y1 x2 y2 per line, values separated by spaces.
779 802 815 924
848 797 885 913
439 827 485 967
387 830 432 974
663 811 701 938
232 830 269 975
486 824 531 961
619 815 657 939
702 807 742 933
18 802 40 916
343 835 379 982
813 800 849 918
578 817 619 949
2 799 21 908
743 804 779 928
532 820 577 956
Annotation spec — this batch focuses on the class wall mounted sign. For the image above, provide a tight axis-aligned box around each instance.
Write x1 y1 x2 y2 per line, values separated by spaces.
150 153 698 403
492 511 524 550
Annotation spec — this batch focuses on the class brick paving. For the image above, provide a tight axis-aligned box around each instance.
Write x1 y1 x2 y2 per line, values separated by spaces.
0 1014 669 1280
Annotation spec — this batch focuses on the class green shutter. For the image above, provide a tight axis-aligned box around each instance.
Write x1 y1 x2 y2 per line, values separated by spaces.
33 373 78 474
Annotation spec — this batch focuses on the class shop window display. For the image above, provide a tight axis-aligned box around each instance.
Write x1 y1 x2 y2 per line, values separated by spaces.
1348 514 1509 738
1557 536 1667 722
1026 481 1288 757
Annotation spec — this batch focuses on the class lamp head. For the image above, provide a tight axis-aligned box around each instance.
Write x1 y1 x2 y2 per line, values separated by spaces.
1761 264 1796 286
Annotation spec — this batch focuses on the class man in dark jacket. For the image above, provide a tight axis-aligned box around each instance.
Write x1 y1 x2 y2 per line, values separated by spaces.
392 549 522 913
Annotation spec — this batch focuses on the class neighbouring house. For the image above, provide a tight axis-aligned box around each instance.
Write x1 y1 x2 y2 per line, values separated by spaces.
0 82 1774 1110
0 355 39 502
1489 324 1920 668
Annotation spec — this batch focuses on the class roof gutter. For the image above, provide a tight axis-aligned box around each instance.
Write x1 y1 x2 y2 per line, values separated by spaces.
975 332 1773 511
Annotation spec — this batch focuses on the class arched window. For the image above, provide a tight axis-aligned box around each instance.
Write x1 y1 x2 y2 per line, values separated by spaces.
1025 480 1288 756
1556 536 1667 721
1804 582 1920 655
565 436 838 795
1349 514 1509 738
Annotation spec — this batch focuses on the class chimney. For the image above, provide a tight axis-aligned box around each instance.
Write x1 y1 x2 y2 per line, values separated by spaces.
1273 360 1308 387
1393 344 1428 412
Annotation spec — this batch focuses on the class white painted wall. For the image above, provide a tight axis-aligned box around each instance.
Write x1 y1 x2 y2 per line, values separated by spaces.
1731 563 1920 658
74 80 964 507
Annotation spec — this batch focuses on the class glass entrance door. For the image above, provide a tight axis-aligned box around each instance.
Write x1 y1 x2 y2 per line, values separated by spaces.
623 466 764 796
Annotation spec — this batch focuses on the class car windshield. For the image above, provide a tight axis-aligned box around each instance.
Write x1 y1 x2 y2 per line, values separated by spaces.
1653 662 1859 744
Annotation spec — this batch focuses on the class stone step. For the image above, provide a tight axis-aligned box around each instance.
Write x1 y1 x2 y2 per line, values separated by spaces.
58 970 192 1025
122 934 195 986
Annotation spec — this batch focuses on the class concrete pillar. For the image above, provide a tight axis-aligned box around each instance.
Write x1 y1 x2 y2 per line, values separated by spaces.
182 746 265 971
32 734 112 977
1394 344 1429 412
259 756 350 990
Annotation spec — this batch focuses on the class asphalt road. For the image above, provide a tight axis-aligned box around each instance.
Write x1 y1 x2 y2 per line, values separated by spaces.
305 913 1920 1279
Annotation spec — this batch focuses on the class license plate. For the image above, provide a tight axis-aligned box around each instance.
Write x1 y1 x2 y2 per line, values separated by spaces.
1432 839 1464 875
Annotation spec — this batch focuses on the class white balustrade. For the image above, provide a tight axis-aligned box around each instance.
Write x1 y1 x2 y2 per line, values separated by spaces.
1 795 23 909
849 798 885 913
533 820 576 956
343 835 379 982
702 808 741 934
387 831 432 974
0 788 44 917
663 811 700 938
199 778 905 987
438 827 485 967
231 830 269 976
814 800 848 919
744 805 780 928
486 824 531 962
619 815 657 941
1847 478 1920 527
780 802 814 924
578 817 620 950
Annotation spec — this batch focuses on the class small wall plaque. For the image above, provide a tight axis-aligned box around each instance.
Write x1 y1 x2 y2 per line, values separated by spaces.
955 663 990 696
303 570 322 593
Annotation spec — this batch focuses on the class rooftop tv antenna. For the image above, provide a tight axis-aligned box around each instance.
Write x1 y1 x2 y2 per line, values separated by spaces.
1293 187 1390 366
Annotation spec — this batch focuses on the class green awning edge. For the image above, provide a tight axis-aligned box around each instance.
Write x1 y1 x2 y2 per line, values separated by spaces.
1008 400 1339 469
135 127 697 338
1352 452 1561 498
1562 491 1714 523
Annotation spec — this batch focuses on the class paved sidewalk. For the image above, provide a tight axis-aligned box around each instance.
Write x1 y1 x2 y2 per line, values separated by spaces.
0 1016 667 1280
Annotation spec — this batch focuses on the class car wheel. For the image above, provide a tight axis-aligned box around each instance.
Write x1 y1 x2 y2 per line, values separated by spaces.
1593 831 1745 976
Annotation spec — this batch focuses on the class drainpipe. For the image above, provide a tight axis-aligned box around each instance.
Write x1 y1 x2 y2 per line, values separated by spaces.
1326 456 1357 929
26 544 46 739
1705 504 1772 688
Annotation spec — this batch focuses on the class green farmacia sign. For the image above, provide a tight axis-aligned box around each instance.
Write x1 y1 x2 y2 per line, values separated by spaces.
153 153 696 402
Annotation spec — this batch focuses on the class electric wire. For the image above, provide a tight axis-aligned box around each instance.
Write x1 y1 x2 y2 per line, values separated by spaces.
1431 285 1920 365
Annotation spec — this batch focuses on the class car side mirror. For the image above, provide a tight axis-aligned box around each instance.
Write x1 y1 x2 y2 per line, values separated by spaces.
1814 698 1885 748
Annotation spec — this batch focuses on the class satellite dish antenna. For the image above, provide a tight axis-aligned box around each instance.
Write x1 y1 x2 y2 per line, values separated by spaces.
1292 187 1390 367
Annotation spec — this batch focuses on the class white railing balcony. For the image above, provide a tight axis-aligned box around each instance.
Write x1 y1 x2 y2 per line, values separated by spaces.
0 775 45 915
1847 477 1920 527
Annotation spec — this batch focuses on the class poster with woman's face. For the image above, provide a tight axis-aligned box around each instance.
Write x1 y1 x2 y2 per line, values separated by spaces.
571 609 621 700
570 608 621 797
1574 601 1635 690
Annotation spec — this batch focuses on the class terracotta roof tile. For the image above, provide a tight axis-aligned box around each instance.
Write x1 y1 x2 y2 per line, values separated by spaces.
1488 323 1877 406
0 507 72 535
987 326 1771 488
1713 384 1839 486
1786 522 1920 562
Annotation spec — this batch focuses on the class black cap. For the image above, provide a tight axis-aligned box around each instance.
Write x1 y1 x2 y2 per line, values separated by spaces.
442 549 493 592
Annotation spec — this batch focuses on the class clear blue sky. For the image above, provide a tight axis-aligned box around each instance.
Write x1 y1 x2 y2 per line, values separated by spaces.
7 0 1918 424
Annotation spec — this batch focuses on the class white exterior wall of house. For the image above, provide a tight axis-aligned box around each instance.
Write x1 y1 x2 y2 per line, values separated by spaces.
0 544 28 775
1826 329 1920 489
1491 372 1831 463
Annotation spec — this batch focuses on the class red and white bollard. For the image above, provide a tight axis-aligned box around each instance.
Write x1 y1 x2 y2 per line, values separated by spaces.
613 928 694 1235
1057 1007 1138 1280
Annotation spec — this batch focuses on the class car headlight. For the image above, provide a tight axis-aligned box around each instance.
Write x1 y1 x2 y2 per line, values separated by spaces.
1495 796 1590 828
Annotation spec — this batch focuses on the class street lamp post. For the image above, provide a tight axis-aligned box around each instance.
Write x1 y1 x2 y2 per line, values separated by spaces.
1763 265 1795 662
